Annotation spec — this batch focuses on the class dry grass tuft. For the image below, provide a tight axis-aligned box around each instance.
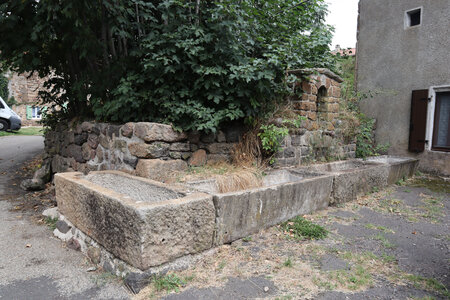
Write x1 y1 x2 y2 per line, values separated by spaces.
231 127 264 168
215 169 262 193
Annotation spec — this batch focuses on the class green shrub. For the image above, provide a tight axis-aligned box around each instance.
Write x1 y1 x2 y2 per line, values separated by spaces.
0 0 333 132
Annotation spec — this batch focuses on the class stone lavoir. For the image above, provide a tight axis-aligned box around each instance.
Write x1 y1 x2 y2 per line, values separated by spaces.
50 156 418 293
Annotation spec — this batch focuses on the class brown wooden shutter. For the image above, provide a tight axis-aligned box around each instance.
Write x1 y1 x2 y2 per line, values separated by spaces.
408 89 428 152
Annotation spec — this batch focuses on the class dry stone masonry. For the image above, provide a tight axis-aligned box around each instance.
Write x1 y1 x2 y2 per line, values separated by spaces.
44 121 243 181
275 68 356 166
40 68 356 179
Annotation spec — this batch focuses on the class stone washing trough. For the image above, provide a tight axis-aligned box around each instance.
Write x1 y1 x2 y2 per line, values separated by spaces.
54 171 215 270
295 157 418 204
295 160 389 204
187 169 334 245
360 156 419 185
53 156 418 286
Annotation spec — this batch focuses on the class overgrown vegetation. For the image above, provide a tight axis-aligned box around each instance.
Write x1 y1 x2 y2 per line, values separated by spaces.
280 216 328 240
0 73 8 101
258 115 305 163
153 274 193 293
0 0 334 133
335 55 389 158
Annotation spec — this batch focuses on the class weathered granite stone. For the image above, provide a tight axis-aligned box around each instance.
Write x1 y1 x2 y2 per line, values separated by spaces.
169 152 182 159
81 121 93 132
20 178 46 191
96 147 104 163
82 143 95 161
212 172 334 245
207 154 229 164
63 131 74 146
136 159 187 182
99 134 110 149
106 125 121 138
181 153 191 160
55 171 214 270
206 143 235 154
188 149 207 166
114 139 127 152
134 123 187 142
128 142 170 159
87 247 102 264
67 238 81 251
56 220 71 234
169 143 190 152
123 155 138 168
52 155 70 173
121 123 134 138
74 132 88 146
87 134 99 149
67 144 85 163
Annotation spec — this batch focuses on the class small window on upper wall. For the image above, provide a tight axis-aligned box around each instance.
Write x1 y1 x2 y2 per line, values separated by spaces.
405 8 422 28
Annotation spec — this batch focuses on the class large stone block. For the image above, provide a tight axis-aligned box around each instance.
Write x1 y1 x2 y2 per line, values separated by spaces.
188 170 333 246
301 160 390 204
55 171 215 270
136 159 187 182
128 142 170 159
362 156 418 185
134 123 187 142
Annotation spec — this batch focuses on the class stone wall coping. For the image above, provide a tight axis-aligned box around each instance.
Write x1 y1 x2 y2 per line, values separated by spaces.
288 68 344 83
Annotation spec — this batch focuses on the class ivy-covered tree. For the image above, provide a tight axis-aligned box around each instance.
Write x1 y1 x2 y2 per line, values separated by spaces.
0 0 333 132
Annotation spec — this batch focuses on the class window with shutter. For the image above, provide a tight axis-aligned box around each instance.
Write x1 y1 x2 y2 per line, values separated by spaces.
26 105 32 120
408 90 428 153
431 92 450 151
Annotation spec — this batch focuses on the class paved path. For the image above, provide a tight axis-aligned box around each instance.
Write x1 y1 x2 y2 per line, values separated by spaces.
0 136 130 299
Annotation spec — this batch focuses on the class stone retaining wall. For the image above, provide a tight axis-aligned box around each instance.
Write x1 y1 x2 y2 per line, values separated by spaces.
44 121 243 181
43 68 356 177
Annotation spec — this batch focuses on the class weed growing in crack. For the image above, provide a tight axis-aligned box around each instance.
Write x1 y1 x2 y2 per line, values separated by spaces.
153 274 193 293
326 265 372 290
364 223 395 234
381 253 396 264
283 257 293 268
404 274 450 298
372 233 396 249
280 217 328 240
242 236 252 242
44 216 58 230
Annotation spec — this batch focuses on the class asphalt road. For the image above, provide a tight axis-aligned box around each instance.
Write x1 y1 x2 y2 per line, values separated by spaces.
0 136 130 299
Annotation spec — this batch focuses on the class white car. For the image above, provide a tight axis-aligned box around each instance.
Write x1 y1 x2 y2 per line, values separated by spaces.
0 96 21 131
